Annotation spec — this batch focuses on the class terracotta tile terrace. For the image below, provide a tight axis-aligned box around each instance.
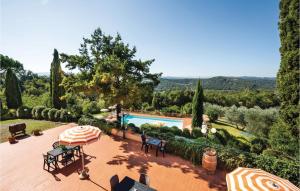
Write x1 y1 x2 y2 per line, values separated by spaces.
0 123 226 191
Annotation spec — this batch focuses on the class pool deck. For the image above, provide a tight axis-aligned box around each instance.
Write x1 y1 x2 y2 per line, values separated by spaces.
128 112 192 130
0 123 226 191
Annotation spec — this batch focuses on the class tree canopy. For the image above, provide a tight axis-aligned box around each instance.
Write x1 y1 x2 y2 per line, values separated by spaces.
5 68 22 108
60 28 161 107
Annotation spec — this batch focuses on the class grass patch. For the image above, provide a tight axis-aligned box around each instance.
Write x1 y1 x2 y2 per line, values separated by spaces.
0 119 64 143
212 120 255 141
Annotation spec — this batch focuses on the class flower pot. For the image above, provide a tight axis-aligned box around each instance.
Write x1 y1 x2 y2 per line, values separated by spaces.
202 147 217 175
33 130 41 136
8 136 16 144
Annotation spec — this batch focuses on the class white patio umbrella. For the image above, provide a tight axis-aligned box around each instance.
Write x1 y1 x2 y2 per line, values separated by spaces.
226 167 299 191
59 125 102 179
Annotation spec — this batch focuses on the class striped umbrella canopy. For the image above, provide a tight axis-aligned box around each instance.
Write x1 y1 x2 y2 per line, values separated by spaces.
226 167 299 191
58 125 101 179
59 125 101 146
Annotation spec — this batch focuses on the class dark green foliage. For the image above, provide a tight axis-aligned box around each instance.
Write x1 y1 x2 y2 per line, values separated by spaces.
166 137 299 186
0 109 17 120
48 108 58 121
170 126 182 136
50 49 66 109
5 68 22 109
82 101 100 114
250 138 268 154
273 0 299 157
16 106 32 118
192 80 204 128
32 106 46 119
59 109 72 122
269 119 298 158
182 102 192 114
54 110 62 121
41 108 51 120
78 115 114 135
191 128 202 138
161 105 181 114
182 128 191 138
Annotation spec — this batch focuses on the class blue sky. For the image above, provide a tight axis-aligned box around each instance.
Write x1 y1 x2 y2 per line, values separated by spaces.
1 0 280 77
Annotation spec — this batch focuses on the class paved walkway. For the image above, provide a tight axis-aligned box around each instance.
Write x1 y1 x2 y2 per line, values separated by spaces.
0 123 226 191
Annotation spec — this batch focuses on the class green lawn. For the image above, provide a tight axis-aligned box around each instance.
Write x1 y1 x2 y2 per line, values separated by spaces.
0 119 64 143
211 120 255 141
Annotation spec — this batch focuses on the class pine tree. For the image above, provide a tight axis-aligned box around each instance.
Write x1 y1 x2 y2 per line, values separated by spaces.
50 49 66 109
5 68 22 108
192 80 204 128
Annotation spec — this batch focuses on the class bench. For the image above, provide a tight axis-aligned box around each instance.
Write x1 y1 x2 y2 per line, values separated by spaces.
9 123 26 137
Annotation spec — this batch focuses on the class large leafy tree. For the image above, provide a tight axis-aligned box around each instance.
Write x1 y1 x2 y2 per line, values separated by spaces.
5 68 22 108
50 49 66 109
60 28 161 108
269 0 299 158
192 80 204 128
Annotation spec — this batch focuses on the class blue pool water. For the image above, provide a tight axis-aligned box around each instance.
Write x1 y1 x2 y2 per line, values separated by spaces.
123 114 183 129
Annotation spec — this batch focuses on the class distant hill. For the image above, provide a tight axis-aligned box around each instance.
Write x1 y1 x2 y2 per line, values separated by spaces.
156 76 276 91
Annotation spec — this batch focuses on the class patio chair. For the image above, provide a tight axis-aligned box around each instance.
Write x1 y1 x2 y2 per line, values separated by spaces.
110 174 119 191
141 134 149 153
74 145 81 156
139 173 150 186
62 150 75 166
52 141 60 149
159 140 167 157
43 154 57 172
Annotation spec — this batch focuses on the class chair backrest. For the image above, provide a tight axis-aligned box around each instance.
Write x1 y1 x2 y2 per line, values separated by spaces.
141 134 146 143
139 173 150 186
110 174 119 191
43 154 48 161
52 141 59 149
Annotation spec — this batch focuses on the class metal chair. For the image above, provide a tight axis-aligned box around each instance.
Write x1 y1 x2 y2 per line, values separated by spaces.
141 134 149 153
52 141 60 149
160 140 167 157
110 174 119 191
62 150 75 166
43 154 57 171
139 173 150 186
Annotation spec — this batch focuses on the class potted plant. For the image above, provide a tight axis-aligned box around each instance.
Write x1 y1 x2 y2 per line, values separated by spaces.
8 136 16 144
32 129 41 136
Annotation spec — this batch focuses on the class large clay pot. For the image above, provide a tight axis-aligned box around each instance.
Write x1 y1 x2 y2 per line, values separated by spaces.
202 148 217 174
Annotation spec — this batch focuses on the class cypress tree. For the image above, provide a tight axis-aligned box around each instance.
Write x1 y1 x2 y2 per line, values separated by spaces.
5 68 22 109
276 0 299 136
50 49 66 109
269 0 299 158
192 80 204 128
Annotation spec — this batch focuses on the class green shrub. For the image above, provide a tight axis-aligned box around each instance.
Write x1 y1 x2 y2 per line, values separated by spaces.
78 115 113 135
191 128 202 138
48 108 58 121
250 138 268 154
60 109 72 122
16 106 32 118
33 106 46 119
182 128 191 138
170 126 182 136
41 108 51 120
0 109 17 120
161 105 181 114
54 110 62 121
82 101 101 114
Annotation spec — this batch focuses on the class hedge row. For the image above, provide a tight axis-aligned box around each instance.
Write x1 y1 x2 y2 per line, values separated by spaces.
166 137 300 187
78 115 115 135
29 106 74 122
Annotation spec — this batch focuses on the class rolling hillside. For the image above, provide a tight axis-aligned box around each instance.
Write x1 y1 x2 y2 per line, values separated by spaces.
156 76 276 91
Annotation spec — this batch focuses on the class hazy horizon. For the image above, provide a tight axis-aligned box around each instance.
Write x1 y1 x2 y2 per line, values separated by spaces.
1 0 280 77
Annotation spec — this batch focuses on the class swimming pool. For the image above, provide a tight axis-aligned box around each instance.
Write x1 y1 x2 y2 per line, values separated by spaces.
122 114 183 129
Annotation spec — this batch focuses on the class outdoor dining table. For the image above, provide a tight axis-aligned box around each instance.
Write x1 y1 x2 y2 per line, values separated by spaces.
114 176 157 191
47 146 76 158
146 138 161 157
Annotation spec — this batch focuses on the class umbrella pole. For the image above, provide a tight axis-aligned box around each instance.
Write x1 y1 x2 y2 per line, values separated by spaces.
79 146 89 180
